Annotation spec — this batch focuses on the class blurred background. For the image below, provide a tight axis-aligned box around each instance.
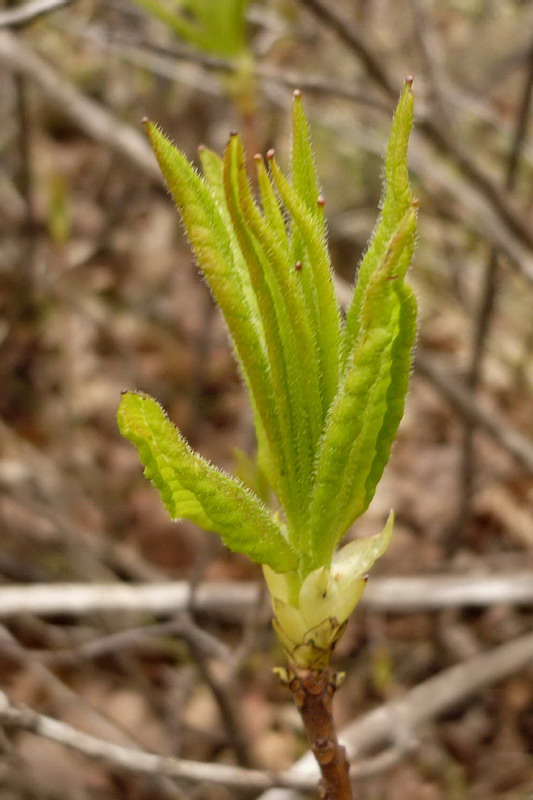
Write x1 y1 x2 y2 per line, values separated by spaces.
1 1 533 798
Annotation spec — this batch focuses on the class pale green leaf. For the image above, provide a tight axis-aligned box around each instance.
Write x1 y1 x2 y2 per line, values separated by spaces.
222 134 301 527
118 391 297 572
223 134 325 539
146 122 288 507
342 78 414 370
269 154 341 410
332 511 394 579
254 155 289 248
308 208 417 567
363 283 417 510
197 145 225 205
197 144 278 494
291 91 322 218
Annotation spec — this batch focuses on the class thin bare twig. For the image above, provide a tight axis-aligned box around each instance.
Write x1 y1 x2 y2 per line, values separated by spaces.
182 540 255 767
0 30 158 178
0 689 313 792
0 0 72 28
2 26 533 284
0 624 187 799
25 616 231 666
299 0 533 258
82 27 390 111
183 610 254 768
455 37 533 548
12 72 38 283
415 350 533 474
3 631 533 796
299 0 395 98
407 0 453 132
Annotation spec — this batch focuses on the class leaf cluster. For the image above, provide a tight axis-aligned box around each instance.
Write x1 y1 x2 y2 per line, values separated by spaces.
130 0 250 58
118 81 417 579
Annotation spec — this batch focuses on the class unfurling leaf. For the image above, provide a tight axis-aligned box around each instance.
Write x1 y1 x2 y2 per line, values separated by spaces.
264 513 394 668
121 78 418 668
118 392 297 573
309 207 417 566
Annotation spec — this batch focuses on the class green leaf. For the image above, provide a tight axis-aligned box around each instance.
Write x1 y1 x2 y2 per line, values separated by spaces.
146 121 287 509
118 392 297 572
309 207 417 567
223 135 323 537
363 282 417 510
332 511 394 580
138 82 417 592
291 90 322 219
197 144 225 205
269 152 341 411
342 78 414 371
254 155 289 248
197 144 279 495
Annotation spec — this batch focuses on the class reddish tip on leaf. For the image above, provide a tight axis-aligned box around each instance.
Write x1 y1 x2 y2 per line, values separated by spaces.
253 153 262 162
120 389 129 395
197 144 205 152
293 89 302 98
141 116 149 125
266 148 275 160
229 129 238 137
405 75 414 87
295 260 302 271
412 197 420 208
317 195 326 207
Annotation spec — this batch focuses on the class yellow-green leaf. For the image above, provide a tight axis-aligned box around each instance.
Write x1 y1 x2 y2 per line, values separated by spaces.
309 208 417 566
118 392 297 573
342 78 415 370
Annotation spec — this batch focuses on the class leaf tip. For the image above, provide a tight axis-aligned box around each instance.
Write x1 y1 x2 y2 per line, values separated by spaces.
317 194 326 207
293 88 302 99
405 74 414 87
266 148 275 161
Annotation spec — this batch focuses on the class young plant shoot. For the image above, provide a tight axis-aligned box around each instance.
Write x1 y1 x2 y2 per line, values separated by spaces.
118 78 417 798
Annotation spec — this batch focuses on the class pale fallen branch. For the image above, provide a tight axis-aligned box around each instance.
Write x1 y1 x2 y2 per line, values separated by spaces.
0 689 313 792
1 573 533 620
2 631 533 794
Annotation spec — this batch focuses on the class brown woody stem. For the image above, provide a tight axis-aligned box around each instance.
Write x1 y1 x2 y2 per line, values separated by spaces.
279 667 354 800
